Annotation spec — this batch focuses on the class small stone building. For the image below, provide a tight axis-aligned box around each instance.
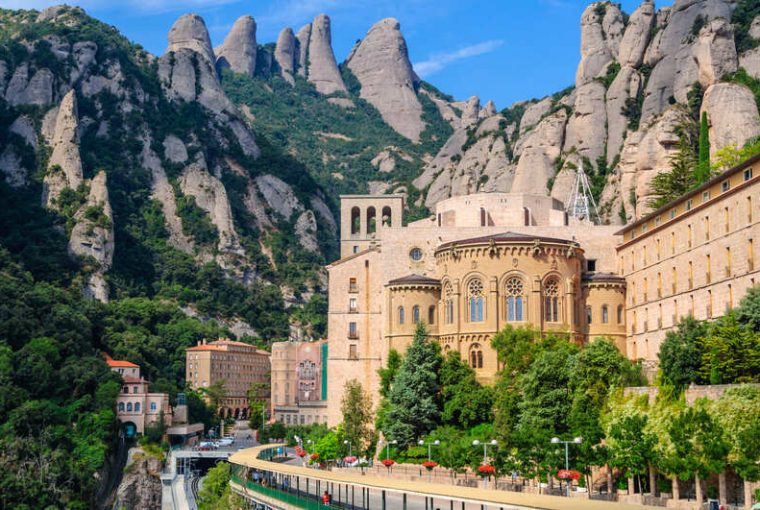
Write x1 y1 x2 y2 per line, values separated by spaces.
105 354 172 437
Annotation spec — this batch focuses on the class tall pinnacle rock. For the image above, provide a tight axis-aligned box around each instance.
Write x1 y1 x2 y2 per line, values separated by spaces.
274 27 296 85
43 89 83 208
346 18 424 142
295 24 311 77
306 14 347 94
216 15 257 77
167 13 215 64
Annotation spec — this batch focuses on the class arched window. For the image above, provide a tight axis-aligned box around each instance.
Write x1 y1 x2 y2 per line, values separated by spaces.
428 305 435 325
350 207 360 235
617 305 624 324
134 402 141 412
469 343 484 369
468 279 485 322
381 206 392 227
505 277 525 322
412 305 420 323
367 206 376 234
126 403 133 412
150 402 157 412
544 278 560 323
586 306 592 324
398 306 405 325
444 283 454 324
118 402 125 412
602 305 609 324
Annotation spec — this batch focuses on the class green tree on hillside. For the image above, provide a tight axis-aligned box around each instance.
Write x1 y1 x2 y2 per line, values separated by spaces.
664 402 729 504
341 379 373 456
658 316 707 389
700 314 760 384
735 285 760 331
201 380 227 411
378 349 402 398
696 111 711 183
439 351 493 429
385 323 442 446
648 122 699 209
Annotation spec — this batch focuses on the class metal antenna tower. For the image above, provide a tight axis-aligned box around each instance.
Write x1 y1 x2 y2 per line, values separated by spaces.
565 166 600 224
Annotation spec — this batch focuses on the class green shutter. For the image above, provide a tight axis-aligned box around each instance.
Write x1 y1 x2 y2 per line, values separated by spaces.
321 342 328 400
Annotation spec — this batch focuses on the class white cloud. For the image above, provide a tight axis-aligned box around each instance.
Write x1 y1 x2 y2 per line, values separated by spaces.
414 39 504 77
0 0 242 14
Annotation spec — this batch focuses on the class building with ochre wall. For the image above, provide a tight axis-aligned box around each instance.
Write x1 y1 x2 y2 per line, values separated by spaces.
186 338 271 420
326 192 625 425
617 154 760 377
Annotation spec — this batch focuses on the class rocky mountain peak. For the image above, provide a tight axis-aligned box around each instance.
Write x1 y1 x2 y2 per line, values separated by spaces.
461 96 480 127
618 0 655 67
216 15 257 77
295 23 312 77
480 100 497 118
43 89 83 208
167 13 215 64
346 17 423 141
306 14 348 95
576 2 625 85
274 28 297 85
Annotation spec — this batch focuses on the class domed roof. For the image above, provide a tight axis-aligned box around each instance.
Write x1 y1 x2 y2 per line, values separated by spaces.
387 274 440 286
436 231 575 252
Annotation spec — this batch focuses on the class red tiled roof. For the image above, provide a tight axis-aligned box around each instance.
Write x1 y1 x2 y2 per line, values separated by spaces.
102 352 139 368
187 338 270 355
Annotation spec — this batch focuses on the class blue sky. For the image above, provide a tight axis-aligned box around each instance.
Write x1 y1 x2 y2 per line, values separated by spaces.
4 0 673 109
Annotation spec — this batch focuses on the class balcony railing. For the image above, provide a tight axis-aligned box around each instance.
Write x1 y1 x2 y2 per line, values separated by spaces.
347 332 359 340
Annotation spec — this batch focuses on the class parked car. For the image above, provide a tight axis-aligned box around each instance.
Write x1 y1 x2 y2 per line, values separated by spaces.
218 438 234 447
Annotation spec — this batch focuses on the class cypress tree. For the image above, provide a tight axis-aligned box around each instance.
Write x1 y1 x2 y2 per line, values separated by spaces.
696 111 711 183
384 323 442 446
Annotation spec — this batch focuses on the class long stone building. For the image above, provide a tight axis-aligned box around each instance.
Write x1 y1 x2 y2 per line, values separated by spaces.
618 153 760 372
186 338 271 419
323 154 760 425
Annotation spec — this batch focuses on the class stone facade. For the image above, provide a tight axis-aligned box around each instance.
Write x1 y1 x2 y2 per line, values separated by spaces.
106 354 172 435
186 338 271 419
618 154 760 378
270 340 329 426
326 192 625 425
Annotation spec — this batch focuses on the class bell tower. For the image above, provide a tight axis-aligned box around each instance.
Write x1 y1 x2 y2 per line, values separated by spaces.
339 194 404 258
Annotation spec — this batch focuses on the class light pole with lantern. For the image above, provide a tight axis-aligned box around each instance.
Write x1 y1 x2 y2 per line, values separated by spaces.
380 438 397 460
551 436 582 496
472 439 498 488
343 439 352 461
418 439 440 482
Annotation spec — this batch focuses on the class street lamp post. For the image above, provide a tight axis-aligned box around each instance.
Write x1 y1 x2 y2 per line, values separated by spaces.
551 436 582 497
418 439 440 482
380 439 397 460
472 439 498 489
343 439 352 461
